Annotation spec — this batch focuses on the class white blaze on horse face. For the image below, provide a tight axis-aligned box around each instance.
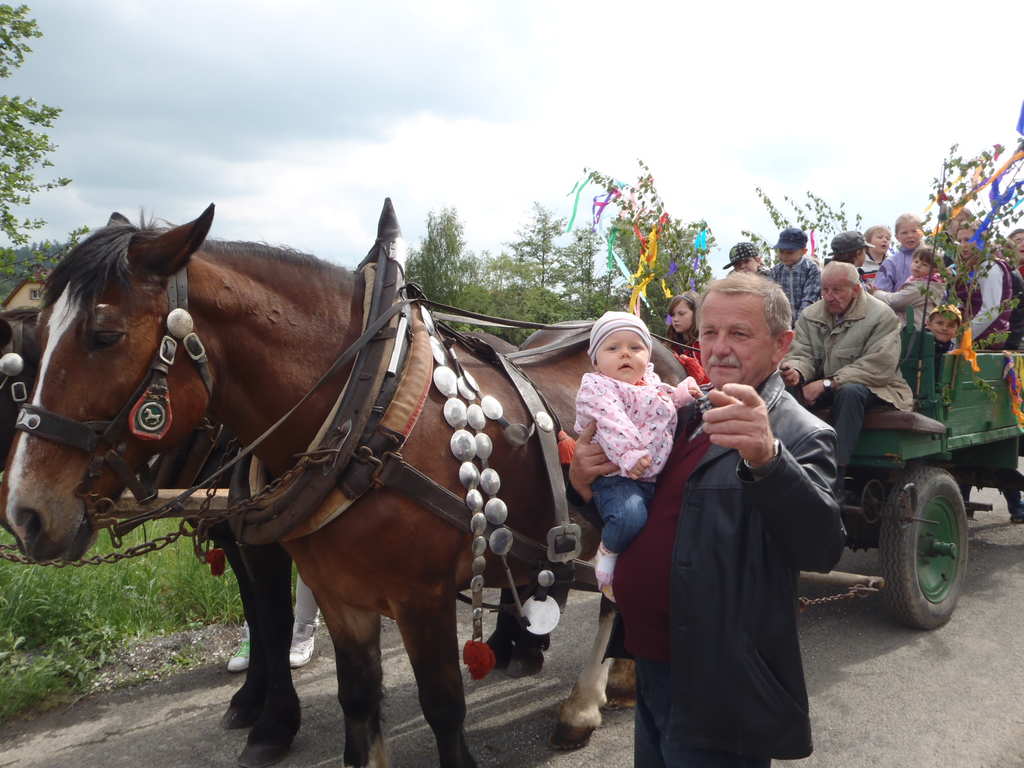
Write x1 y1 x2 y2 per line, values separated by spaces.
6 286 80 507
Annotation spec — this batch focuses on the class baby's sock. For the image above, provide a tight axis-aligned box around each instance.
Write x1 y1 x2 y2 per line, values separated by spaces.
595 543 618 591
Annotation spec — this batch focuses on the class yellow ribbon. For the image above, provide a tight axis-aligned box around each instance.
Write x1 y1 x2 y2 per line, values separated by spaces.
661 278 672 298
949 150 1024 221
628 273 655 314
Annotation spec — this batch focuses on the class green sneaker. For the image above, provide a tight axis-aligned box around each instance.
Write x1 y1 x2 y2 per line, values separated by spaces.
227 639 250 673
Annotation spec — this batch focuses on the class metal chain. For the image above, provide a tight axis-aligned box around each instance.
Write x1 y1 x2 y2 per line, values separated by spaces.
798 583 881 611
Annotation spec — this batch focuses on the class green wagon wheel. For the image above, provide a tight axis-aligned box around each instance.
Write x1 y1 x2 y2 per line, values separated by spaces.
879 465 968 630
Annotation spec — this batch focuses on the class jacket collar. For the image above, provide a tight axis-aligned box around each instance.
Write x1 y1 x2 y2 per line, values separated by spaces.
803 288 868 326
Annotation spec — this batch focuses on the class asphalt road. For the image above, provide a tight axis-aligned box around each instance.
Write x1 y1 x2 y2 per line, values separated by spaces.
2 486 1024 768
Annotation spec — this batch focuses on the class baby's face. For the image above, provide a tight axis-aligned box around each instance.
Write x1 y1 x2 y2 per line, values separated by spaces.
927 315 959 343
595 330 651 384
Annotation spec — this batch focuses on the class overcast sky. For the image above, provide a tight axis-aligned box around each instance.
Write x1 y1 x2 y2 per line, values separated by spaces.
5 0 1023 274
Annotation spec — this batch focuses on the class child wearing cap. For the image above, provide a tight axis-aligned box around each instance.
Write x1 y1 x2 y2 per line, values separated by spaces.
768 227 820 324
574 311 699 597
869 246 946 329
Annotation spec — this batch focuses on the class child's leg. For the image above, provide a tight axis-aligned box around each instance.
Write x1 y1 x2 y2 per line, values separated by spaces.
592 476 654 553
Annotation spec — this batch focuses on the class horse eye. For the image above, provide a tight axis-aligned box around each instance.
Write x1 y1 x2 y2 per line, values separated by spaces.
92 330 125 349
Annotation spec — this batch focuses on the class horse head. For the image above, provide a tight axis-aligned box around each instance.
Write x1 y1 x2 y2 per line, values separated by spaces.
1 205 216 561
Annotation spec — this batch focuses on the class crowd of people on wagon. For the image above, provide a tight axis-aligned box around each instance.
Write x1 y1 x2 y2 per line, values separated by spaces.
569 214 1024 767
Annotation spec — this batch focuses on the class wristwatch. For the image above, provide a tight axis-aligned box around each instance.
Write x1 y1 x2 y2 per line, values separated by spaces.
742 438 781 478
822 378 833 391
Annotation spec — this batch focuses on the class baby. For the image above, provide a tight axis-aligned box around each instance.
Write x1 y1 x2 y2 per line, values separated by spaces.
574 311 699 597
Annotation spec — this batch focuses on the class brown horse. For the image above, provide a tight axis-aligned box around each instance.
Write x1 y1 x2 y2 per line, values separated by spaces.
0 203 679 767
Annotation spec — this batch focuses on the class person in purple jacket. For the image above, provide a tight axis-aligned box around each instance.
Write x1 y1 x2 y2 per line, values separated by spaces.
874 213 924 291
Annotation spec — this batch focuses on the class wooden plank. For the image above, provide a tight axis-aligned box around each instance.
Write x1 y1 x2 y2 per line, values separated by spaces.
114 488 230 515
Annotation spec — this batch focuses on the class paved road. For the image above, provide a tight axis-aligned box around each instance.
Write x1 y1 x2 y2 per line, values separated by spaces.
2 488 1024 768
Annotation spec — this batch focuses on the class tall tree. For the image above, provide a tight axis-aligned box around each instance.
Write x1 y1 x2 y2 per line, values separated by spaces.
406 207 475 306
0 4 69 251
554 227 623 319
508 203 563 289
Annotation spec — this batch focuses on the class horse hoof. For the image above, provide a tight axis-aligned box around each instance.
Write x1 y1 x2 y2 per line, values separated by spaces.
602 693 636 711
237 742 291 768
549 722 594 751
221 705 258 730
504 650 544 678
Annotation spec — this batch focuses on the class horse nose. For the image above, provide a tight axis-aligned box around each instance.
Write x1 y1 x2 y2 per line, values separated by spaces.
9 505 43 553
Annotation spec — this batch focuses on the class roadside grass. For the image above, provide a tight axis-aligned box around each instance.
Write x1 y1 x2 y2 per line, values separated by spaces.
0 521 243 722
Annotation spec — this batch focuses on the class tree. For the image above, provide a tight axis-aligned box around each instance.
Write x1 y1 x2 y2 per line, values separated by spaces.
508 203 563 290
553 227 623 319
0 4 69 250
743 188 863 266
406 207 476 306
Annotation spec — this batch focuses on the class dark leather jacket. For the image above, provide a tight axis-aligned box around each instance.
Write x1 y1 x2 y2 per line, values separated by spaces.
668 372 845 760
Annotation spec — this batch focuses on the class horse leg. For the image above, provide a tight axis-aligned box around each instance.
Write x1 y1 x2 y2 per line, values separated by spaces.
231 540 301 768
485 587 547 678
604 658 637 710
551 595 616 750
320 603 388 768
396 595 476 768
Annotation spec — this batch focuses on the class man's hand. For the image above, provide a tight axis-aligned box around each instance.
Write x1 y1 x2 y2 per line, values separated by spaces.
780 365 802 387
628 454 652 479
701 384 776 467
569 423 618 503
802 379 826 406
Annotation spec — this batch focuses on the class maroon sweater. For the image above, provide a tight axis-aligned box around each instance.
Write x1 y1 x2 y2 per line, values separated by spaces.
613 423 710 661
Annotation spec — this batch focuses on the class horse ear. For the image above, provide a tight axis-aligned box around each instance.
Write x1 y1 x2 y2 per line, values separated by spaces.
0 318 12 351
107 212 130 227
130 204 215 277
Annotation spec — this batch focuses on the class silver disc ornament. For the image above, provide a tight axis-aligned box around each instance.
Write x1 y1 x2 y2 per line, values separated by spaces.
433 366 459 398
538 569 555 588
484 497 507 525
465 489 484 513
166 308 194 339
474 433 493 461
470 512 487 536
457 377 477 401
430 336 448 366
479 468 500 496
488 527 513 557
419 304 436 335
443 397 468 429
472 536 487 557
463 370 480 395
522 596 561 635
450 429 476 461
481 395 503 421
534 411 554 433
458 461 480 490
0 352 23 377
466 404 485 431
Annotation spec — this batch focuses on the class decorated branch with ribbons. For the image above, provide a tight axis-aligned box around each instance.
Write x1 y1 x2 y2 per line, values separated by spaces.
565 160 714 322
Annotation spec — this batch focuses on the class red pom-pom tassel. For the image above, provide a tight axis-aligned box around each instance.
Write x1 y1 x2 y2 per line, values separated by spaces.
557 431 576 466
462 640 495 680
205 548 226 576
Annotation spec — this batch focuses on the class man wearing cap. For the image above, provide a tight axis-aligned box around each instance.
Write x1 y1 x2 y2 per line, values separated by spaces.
828 231 876 283
769 227 821 324
725 242 769 276
781 261 912 479
570 272 844 766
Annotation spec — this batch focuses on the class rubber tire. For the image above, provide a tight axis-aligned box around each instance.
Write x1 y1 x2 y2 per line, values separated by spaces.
879 465 967 630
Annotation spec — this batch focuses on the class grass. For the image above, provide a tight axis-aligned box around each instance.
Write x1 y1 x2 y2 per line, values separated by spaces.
0 520 244 722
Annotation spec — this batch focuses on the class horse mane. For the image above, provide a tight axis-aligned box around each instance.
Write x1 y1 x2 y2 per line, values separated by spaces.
45 217 346 310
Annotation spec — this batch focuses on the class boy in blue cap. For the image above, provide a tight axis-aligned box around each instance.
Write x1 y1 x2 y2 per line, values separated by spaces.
769 227 820 324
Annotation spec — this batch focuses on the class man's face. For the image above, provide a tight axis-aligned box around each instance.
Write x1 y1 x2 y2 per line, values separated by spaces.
896 223 924 251
1010 231 1024 258
957 227 981 267
927 314 959 343
699 292 793 389
776 248 805 266
822 273 860 316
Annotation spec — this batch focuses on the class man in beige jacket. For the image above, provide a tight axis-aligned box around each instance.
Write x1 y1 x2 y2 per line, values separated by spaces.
781 262 913 474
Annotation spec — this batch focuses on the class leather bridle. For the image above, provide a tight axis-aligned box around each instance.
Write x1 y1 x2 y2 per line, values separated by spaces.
13 268 213 507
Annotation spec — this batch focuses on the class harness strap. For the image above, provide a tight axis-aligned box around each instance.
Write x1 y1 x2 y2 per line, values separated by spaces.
16 405 103 453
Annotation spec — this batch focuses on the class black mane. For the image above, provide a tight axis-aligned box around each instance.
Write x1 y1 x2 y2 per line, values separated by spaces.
44 219 340 310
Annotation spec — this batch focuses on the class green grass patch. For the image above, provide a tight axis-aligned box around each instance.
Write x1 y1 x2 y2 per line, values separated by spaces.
0 521 244 722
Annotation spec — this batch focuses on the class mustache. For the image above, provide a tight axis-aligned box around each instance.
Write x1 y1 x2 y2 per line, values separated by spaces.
706 354 740 368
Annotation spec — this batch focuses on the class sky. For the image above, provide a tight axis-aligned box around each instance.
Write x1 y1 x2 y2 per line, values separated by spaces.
5 0 1024 275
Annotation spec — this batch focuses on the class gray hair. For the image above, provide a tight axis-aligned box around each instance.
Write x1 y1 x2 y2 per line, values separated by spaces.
702 272 791 336
822 261 859 286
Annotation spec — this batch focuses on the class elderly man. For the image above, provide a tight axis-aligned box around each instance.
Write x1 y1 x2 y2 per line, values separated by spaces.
571 272 844 767
781 262 913 474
